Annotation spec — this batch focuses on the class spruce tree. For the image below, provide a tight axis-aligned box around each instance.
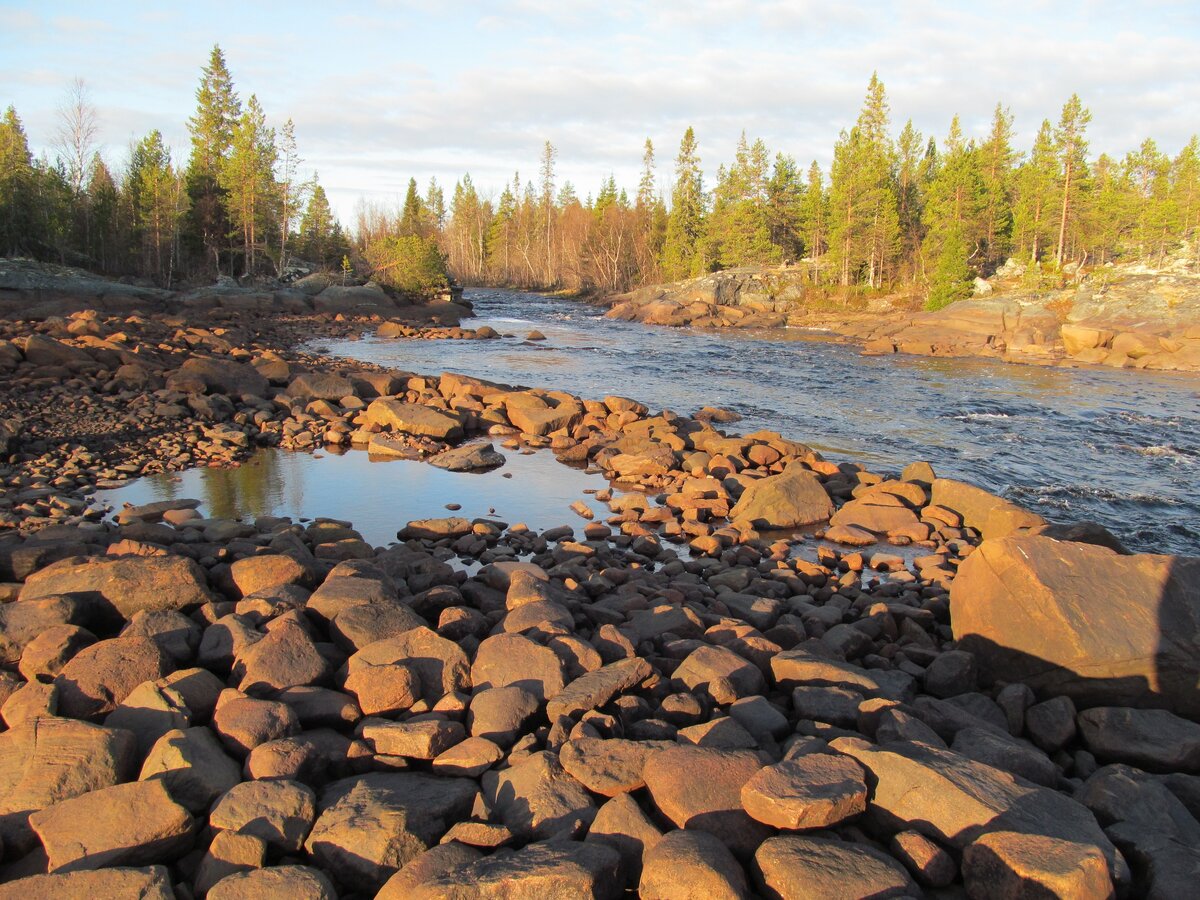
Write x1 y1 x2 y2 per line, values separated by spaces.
922 116 985 296
186 44 241 275
1012 120 1057 264
798 161 827 280
400 177 423 236
660 126 705 280
979 104 1016 269
0 106 34 255
298 179 338 266
128 130 188 284
219 94 276 276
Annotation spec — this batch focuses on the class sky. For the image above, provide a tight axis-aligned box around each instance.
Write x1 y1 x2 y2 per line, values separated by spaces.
2 0 1198 225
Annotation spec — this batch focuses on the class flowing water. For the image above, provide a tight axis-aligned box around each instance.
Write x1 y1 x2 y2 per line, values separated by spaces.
308 288 1200 556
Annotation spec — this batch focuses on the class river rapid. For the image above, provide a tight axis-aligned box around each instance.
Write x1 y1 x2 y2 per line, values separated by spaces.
313 287 1199 556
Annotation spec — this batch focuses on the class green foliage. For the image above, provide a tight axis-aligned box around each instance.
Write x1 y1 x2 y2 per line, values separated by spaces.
363 234 449 294
925 229 974 309
660 126 706 280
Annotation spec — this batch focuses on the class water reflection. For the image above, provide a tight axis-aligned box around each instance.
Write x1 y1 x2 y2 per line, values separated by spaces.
96 447 619 547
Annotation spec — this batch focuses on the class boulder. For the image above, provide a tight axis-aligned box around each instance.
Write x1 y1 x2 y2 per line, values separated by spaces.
1078 706 1200 773
173 357 269 397
305 772 476 892
831 738 1119 880
961 830 1114 899
20 554 214 623
546 657 651 722
930 478 1046 539
753 834 915 900
560 737 656 797
951 535 1200 716
481 750 596 840
403 840 622 899
287 371 355 400
428 442 506 471
347 627 471 702
209 779 317 853
29 779 193 873
139 726 241 813
364 399 465 441
729 463 834 528
640 828 749 899
376 843 483 899
674 645 765 702
740 753 868 830
0 866 175 899
643 745 771 858
54 636 172 720
207 865 337 900
471 633 566 701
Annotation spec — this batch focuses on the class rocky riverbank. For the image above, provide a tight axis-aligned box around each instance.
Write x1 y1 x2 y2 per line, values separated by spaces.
607 259 1200 373
0 263 1198 897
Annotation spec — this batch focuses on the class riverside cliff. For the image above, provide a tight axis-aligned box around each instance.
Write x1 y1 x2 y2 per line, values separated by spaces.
607 253 1200 373
0 261 1196 897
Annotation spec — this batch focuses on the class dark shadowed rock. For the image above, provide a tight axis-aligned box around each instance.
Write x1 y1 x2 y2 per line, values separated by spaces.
481 750 596 840
1078 706 1200 773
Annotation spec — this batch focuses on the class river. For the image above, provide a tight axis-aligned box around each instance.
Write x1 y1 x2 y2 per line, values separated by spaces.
312 288 1199 555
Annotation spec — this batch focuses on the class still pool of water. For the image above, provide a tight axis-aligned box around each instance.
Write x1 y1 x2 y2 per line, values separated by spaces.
94 446 616 547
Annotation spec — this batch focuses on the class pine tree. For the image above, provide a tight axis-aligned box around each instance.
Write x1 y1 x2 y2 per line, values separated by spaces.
1126 139 1174 261
1085 153 1130 265
827 74 900 289
766 153 804 262
1173 136 1200 254
925 228 973 309
979 104 1016 269
86 153 121 272
424 177 446 233
274 118 304 275
127 130 188 284
1012 120 1057 263
539 141 557 285
895 120 926 278
1053 94 1092 265
798 161 827 280
922 115 986 298
186 45 241 274
660 126 705 280
219 94 276 276
636 138 656 210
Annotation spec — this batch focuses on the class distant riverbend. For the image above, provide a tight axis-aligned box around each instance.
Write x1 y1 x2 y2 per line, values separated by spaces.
315 287 1200 555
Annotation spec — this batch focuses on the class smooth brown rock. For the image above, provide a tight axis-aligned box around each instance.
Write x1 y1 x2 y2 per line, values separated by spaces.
207 865 337 900
347 627 471 702
404 839 622 899
729 463 834 529
344 662 421 716
193 830 267 895
931 478 1046 539
962 830 1115 899
0 866 175 899
362 718 465 759
54 636 172 720
139 726 241 813
365 399 465 441
560 737 655 796
753 834 916 900
21 554 214 621
377 843 483 899
951 536 1200 717
471 633 566 701
643 745 771 858
675 644 765 702
229 553 310 598
233 615 328 695
212 694 300 757
468 686 540 748
431 735 504 777
29 779 193 873
740 753 868 830
640 828 750 899
305 772 477 892
546 657 651 722
209 779 317 853
481 750 596 841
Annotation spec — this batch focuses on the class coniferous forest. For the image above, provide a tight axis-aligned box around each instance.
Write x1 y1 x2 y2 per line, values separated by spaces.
2 49 1198 308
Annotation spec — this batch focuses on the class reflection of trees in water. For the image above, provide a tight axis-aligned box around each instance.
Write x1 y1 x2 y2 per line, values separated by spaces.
200 450 288 520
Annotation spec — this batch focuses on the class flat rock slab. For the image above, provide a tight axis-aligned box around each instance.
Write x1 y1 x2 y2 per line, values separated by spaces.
428 442 506 471
30 779 193 873
405 839 622 899
741 753 868 830
546 657 651 721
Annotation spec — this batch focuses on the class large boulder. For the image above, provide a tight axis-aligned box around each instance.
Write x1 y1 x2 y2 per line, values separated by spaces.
402 840 622 899
951 535 1200 717
172 357 268 397
729 463 834 529
364 399 465 441
21 555 215 624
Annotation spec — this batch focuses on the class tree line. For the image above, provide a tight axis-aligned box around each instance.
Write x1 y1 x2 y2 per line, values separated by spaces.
0 47 353 288
438 74 1199 306
3 62 1198 307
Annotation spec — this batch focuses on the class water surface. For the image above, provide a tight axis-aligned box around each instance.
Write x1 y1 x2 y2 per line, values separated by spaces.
311 288 1200 555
